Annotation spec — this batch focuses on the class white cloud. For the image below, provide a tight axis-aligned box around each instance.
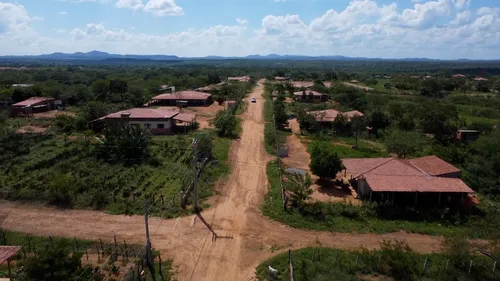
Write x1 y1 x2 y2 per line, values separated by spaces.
59 11 68 15
143 0 183 16
236 18 248 25
1 0 500 59
116 0 143 10
53 28 67 33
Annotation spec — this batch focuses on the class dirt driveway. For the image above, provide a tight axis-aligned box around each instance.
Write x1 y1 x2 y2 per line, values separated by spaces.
343 82 374 91
0 80 446 281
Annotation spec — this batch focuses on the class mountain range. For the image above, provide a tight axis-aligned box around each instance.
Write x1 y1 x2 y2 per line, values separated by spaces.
0 51 491 62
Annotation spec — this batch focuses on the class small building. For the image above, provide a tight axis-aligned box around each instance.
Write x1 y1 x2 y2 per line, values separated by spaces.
0 246 21 279
90 108 196 135
350 80 359 84
293 90 328 102
474 77 489 81
307 109 364 124
227 76 251 83
151 91 213 107
290 81 314 89
10 97 55 116
275 76 290 81
342 156 474 206
457 129 480 142
10 84 34 88
452 74 466 78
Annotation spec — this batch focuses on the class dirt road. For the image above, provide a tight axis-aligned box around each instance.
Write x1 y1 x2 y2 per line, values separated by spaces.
0 80 445 281
342 82 374 91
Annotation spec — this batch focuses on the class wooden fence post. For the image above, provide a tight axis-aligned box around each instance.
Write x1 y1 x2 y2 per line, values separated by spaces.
124 240 129 260
49 236 54 248
377 256 381 272
288 249 294 281
26 234 31 253
74 237 79 252
468 260 473 274
99 238 104 256
1 231 6 245
493 261 496 272
422 258 428 275
85 248 89 261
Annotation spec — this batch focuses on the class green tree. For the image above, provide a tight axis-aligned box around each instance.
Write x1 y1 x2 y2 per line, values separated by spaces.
332 114 351 136
309 141 343 180
285 172 313 208
367 110 391 136
97 123 151 165
273 99 288 128
19 245 95 281
384 130 426 158
91 79 109 100
214 110 238 137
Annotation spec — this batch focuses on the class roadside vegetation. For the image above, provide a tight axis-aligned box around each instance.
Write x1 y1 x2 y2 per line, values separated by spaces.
261 64 500 239
256 237 500 281
0 229 174 281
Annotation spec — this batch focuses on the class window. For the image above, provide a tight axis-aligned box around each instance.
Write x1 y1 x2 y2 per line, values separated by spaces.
157 123 165 129
144 123 151 129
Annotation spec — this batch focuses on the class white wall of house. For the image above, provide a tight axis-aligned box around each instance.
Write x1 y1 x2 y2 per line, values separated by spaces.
127 120 173 129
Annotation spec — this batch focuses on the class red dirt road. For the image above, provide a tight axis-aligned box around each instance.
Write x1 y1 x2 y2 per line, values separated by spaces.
0 80 445 281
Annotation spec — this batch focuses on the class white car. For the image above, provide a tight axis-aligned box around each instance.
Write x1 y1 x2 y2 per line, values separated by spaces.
251 98 257 103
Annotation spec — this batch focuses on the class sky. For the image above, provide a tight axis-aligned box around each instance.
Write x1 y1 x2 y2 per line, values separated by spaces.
0 0 499 59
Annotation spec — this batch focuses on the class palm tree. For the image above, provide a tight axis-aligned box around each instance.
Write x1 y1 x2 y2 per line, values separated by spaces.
285 172 313 208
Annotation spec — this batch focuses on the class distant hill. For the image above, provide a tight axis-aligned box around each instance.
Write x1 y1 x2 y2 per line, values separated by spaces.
0 51 496 62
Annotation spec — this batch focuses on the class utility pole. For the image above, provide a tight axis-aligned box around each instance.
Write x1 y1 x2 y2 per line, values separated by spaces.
193 135 199 212
144 199 156 281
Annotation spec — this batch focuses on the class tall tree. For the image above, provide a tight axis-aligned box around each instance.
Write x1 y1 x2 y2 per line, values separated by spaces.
384 130 426 158
309 141 343 180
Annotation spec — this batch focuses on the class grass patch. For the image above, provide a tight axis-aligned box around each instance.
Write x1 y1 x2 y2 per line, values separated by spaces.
256 245 500 281
262 161 500 238
309 138 389 158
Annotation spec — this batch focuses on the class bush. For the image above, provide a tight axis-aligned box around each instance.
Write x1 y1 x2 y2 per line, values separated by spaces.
309 141 343 179
214 110 238 138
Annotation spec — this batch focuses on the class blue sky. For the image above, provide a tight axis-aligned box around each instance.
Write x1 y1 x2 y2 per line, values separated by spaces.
1 0 500 59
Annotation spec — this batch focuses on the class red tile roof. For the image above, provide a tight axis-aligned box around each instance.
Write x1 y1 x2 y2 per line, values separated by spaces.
11 97 55 107
291 81 314 88
152 91 211 101
474 77 489 81
173 113 196 123
343 156 473 193
0 246 21 264
228 76 251 82
293 90 325 97
307 109 341 122
307 109 364 122
364 175 474 193
408 155 460 176
344 110 365 119
103 108 180 120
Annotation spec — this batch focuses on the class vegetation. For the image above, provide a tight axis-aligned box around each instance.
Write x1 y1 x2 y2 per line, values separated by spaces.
214 110 239 138
309 141 343 180
0 130 230 216
0 229 175 281
256 237 500 281
263 161 500 238
384 129 426 158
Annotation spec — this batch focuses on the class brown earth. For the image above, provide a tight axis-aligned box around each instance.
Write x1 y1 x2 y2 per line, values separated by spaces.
0 80 448 281
33 110 76 119
343 82 374 92
158 103 225 130
16 125 48 134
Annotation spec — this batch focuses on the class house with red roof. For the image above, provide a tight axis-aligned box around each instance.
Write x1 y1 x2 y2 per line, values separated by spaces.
307 109 365 123
91 108 196 135
342 155 474 206
10 97 55 116
151 91 213 107
293 90 328 102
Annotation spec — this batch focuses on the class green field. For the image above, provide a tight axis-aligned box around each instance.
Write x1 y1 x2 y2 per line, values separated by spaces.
0 129 231 217
256 243 500 281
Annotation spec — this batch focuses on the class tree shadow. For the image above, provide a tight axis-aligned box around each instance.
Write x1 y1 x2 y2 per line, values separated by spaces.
315 178 352 198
